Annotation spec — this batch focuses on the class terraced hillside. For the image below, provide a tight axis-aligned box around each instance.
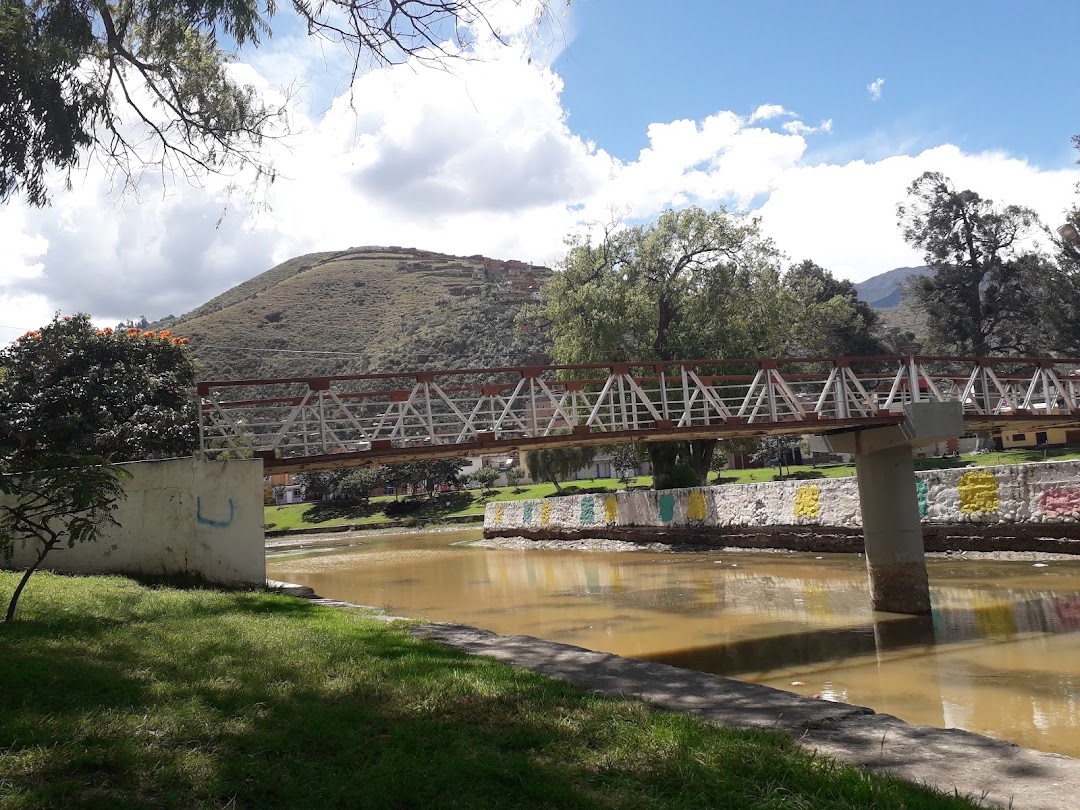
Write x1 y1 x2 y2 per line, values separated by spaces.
157 247 553 381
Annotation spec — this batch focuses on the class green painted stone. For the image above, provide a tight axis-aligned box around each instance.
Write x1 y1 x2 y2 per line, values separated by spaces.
658 493 675 523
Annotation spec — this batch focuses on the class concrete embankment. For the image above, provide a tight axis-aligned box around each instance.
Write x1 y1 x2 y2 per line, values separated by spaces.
485 460 1080 554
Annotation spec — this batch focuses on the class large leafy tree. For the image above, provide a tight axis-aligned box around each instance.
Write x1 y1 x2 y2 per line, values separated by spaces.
1 0 535 206
897 172 1049 356
780 260 887 358
533 206 788 487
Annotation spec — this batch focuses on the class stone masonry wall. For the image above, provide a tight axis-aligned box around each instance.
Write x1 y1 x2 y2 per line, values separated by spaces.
485 460 1080 537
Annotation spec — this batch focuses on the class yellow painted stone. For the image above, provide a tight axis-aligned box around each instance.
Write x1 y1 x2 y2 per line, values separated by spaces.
540 500 553 525
958 470 1000 514
494 503 503 524
687 490 707 521
603 495 618 524
794 484 821 518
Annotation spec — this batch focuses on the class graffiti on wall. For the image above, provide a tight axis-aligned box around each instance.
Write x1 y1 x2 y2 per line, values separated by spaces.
196 496 235 528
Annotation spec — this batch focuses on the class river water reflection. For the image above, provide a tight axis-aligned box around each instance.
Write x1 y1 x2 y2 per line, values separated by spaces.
267 529 1080 757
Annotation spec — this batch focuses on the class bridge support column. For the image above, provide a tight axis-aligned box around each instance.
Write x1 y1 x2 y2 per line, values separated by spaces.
855 444 930 614
820 401 963 616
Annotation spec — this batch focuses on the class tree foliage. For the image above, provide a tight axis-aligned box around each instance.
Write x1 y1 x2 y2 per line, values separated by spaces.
780 260 887 358
469 465 501 492
607 443 643 486
1 0 534 206
524 446 595 493
337 467 385 503
0 315 197 464
897 172 1048 355
531 206 787 488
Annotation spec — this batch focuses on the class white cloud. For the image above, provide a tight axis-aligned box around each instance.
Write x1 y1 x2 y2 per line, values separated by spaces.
1 38 1078 344
782 119 833 136
749 104 789 123
867 77 885 101
759 145 1078 281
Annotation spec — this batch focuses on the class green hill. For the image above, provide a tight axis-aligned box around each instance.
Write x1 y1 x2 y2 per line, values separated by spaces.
158 247 553 382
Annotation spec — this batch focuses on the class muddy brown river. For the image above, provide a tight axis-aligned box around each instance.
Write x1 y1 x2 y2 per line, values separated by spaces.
267 528 1080 758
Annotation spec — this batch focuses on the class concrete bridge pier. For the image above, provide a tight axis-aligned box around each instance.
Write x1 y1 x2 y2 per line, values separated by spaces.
823 402 963 615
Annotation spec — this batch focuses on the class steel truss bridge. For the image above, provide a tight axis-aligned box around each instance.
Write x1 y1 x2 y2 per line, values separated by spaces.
197 356 1080 473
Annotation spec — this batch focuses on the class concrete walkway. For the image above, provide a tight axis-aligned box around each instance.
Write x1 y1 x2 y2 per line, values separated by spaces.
270 582 1080 809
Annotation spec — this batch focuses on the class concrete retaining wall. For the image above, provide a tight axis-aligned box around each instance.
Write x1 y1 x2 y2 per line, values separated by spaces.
485 460 1080 539
4 458 265 585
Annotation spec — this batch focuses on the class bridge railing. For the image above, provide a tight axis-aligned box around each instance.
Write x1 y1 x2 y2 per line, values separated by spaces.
196 356 1080 468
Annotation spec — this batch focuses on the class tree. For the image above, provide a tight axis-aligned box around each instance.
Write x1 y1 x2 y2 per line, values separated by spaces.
781 261 887 358
0 315 197 464
607 443 643 487
897 172 1048 356
0 313 196 621
504 466 525 491
524 446 596 493
752 435 802 479
531 206 788 487
378 457 467 499
296 469 349 501
337 467 384 503
1 460 128 622
469 465 501 492
2 0 544 206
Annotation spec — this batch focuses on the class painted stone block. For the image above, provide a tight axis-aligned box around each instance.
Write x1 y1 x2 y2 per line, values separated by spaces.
958 470 1000 515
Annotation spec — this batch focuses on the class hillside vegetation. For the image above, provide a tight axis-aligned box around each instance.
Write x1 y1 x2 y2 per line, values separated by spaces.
163 248 939 384
158 247 553 381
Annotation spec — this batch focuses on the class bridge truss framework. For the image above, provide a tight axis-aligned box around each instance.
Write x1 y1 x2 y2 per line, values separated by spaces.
197 355 1080 474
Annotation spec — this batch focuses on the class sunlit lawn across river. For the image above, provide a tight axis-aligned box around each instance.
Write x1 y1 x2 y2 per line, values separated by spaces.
0 572 979 809
268 529 1080 759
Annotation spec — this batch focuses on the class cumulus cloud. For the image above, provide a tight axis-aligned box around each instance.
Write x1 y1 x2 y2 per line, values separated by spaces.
1 34 1078 346
867 77 885 101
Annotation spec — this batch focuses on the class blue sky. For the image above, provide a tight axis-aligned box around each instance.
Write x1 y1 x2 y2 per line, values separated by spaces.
1 0 1078 341
557 1 1078 168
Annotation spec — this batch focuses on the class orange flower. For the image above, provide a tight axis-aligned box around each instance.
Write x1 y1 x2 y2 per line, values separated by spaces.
141 330 157 339
127 327 140 337
159 330 171 338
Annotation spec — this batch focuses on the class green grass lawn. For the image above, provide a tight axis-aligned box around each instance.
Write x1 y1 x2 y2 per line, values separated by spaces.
0 572 979 809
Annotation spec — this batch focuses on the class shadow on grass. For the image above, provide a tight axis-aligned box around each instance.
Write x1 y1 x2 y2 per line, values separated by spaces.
773 470 825 481
302 499 380 523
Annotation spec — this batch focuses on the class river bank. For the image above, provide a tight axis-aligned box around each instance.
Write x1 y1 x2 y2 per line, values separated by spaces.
0 571 980 809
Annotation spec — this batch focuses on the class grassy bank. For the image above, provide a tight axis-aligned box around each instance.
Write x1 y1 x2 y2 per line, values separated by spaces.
0 573 978 809
265 448 1080 533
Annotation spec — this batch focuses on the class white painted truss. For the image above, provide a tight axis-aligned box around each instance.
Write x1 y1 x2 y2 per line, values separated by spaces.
197 356 1080 471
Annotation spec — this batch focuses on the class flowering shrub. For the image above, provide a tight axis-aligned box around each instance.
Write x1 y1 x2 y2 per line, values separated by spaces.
2 314 198 463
